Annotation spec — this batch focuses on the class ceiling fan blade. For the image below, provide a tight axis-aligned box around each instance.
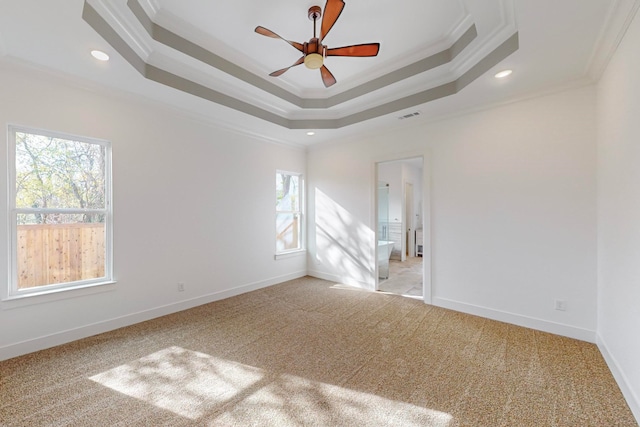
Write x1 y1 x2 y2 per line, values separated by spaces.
320 0 345 41
320 65 337 87
255 26 304 52
269 57 305 77
326 43 380 57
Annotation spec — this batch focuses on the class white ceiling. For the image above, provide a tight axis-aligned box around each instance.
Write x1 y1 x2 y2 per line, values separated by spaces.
155 0 473 93
0 0 634 147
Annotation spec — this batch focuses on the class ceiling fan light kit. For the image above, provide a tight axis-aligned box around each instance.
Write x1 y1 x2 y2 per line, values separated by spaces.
255 0 380 87
304 53 324 70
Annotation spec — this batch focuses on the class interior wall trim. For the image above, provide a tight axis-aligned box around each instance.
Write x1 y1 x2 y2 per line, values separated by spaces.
597 333 640 423
432 296 596 343
83 2 518 129
0 270 307 362
587 0 640 80
307 270 373 291
126 0 479 109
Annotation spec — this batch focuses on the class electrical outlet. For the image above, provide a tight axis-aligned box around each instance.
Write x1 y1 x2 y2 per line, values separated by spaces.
554 299 567 311
177 282 185 292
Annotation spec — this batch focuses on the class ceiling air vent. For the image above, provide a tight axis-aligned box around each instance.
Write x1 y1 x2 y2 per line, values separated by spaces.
398 111 421 120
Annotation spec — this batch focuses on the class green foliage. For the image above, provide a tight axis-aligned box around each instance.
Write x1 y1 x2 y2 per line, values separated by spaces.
276 172 299 211
15 132 106 224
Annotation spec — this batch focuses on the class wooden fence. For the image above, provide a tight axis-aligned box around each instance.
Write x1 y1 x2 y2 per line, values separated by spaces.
17 223 105 289
276 217 299 251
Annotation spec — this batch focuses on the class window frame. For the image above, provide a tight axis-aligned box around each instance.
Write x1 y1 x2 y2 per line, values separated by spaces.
6 125 114 299
275 170 305 258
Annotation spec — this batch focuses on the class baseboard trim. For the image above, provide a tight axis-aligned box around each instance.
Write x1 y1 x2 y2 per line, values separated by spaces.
0 270 306 362
432 297 596 343
597 333 640 423
307 270 373 291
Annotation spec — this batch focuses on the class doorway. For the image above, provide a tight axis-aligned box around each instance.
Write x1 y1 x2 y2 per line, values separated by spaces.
376 157 424 299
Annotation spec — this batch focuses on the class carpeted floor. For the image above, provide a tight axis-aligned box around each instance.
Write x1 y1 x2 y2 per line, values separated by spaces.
0 276 637 426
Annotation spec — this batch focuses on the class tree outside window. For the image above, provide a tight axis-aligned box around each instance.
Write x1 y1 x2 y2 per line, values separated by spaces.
9 126 112 295
276 171 302 253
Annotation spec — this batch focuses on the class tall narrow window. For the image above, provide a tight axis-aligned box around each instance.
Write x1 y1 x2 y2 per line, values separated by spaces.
8 126 112 297
276 171 303 254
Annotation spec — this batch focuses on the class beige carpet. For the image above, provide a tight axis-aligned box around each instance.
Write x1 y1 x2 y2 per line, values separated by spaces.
0 276 637 426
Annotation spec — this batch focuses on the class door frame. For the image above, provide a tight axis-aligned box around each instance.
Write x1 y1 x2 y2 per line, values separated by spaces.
373 151 432 304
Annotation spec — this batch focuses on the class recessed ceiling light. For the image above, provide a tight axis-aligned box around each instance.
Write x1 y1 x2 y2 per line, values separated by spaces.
494 69 512 79
306 131 315 136
91 50 110 61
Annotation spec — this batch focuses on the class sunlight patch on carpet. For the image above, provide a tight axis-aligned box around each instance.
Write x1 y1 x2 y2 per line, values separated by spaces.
254 373 454 426
90 346 453 426
89 346 264 420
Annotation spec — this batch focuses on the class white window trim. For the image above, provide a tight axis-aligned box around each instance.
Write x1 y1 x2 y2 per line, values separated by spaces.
1 281 117 309
274 249 307 260
275 170 305 257
4 125 114 301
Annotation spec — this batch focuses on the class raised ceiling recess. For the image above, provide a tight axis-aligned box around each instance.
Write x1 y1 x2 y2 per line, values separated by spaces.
82 0 519 129
255 1 380 88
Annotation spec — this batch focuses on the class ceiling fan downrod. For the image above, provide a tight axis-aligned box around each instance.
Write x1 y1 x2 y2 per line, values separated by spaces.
308 5 322 38
304 5 325 70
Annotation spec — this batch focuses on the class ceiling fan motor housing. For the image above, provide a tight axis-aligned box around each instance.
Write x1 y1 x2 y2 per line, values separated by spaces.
304 37 326 69
308 5 322 21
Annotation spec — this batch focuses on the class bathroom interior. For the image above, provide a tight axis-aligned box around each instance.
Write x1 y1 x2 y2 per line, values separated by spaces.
377 157 424 298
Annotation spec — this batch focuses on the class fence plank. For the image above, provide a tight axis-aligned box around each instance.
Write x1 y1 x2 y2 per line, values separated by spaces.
17 223 105 289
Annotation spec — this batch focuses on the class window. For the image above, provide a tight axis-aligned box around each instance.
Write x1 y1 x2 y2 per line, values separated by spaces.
276 171 303 254
7 126 112 297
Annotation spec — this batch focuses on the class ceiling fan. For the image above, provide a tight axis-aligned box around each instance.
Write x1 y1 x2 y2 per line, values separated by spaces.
255 0 380 88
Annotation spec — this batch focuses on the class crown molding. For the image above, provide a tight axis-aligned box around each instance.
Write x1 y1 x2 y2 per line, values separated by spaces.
123 0 484 110
83 0 518 130
586 0 640 81
90 0 152 59
0 58 306 150
308 76 595 152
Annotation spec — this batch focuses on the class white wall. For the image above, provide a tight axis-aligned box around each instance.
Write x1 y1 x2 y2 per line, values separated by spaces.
378 162 403 223
596 8 640 420
0 63 306 360
307 142 377 288
1 40 635 420
403 162 423 232
308 85 598 341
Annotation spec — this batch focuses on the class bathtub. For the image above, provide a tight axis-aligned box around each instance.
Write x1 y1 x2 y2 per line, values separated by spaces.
378 240 395 262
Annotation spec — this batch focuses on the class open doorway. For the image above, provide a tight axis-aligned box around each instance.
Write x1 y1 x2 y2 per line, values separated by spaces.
376 157 424 299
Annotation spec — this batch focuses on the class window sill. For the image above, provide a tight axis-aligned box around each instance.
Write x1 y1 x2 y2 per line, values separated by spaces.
274 249 307 260
1 280 117 310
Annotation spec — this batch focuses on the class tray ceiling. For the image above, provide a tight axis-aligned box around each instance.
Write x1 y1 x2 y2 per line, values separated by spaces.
0 0 631 146
81 0 518 129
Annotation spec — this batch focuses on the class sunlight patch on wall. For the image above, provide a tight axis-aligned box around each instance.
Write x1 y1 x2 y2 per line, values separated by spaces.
315 188 375 286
